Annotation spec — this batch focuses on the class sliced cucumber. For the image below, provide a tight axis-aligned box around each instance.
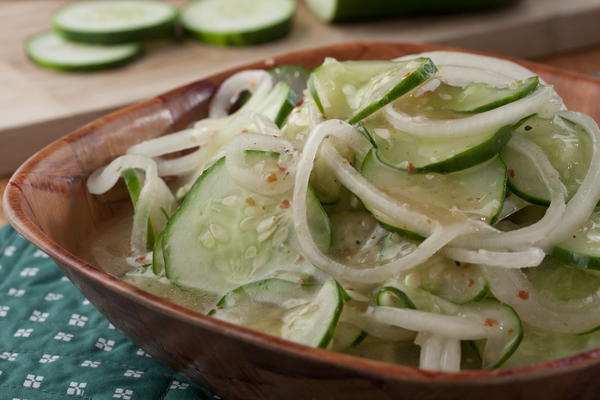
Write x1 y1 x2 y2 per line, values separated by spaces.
26 32 141 72
553 209 600 270
151 231 165 276
305 0 511 22
308 58 437 123
330 321 367 351
397 286 522 368
448 76 539 113
360 150 507 235
53 0 177 45
181 0 295 46
362 112 512 173
469 300 523 369
243 81 294 127
210 278 344 348
524 256 600 301
269 65 310 105
329 211 381 262
162 156 330 295
311 155 345 204
122 168 155 249
503 114 592 206
375 286 416 309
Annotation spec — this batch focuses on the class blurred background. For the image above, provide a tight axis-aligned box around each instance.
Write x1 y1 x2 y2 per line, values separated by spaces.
1 0 600 224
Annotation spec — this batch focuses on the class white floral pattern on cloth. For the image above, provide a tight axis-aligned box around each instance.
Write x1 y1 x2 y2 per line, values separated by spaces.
0 225 218 399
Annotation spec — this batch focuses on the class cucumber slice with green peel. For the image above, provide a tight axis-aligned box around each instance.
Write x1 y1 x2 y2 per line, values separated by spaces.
553 209 600 270
26 32 141 72
305 0 512 22
269 65 310 105
122 168 155 249
181 0 295 46
151 231 165 276
503 114 592 206
330 321 367 351
362 112 512 173
162 156 331 295
448 76 539 113
360 150 507 235
308 58 437 123
396 286 522 368
210 278 344 348
53 0 177 45
311 155 345 204
375 286 416 309
243 81 295 127
502 324 600 369
524 256 600 301
469 300 523 369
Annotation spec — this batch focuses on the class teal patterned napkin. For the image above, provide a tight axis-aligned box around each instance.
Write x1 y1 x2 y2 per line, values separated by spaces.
0 224 220 399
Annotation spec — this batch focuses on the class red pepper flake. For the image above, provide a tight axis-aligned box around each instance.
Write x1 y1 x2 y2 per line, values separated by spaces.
518 290 529 300
508 329 514 334
403 72 411 78
216 306 223 310
266 173 278 183
467 279 475 287
135 256 146 263
407 163 415 172
295 99 304 107
484 318 499 327
245 197 256 206
277 165 287 172
508 169 516 178
294 109 301 113
280 199 290 209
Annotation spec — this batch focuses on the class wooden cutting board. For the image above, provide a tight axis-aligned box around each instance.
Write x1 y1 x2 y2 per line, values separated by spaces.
2 0 600 175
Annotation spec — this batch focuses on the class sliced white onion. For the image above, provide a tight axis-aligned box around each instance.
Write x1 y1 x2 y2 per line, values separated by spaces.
416 332 443 371
394 51 537 80
87 154 155 195
341 306 414 341
209 70 273 118
369 306 491 340
87 154 176 255
292 120 473 284
440 337 461 372
484 267 600 334
451 134 567 251
384 85 555 139
442 247 545 268
225 133 297 196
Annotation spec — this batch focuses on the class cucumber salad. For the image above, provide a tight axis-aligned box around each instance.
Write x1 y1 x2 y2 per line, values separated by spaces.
87 51 600 371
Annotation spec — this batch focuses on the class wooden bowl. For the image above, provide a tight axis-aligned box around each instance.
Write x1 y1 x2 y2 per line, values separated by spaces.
4 42 600 400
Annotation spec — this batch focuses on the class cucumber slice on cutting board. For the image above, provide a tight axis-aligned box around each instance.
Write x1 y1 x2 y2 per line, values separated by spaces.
162 155 331 296
503 114 592 206
553 209 600 270
53 0 177 45
210 278 344 348
308 58 437 123
305 0 512 22
361 112 512 173
181 0 295 46
26 32 141 72
360 149 507 236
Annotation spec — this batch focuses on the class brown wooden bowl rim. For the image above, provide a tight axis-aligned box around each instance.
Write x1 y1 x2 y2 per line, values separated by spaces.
5 41 600 385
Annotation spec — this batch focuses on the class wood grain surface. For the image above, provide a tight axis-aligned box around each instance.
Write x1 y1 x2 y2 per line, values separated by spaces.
2 0 600 174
